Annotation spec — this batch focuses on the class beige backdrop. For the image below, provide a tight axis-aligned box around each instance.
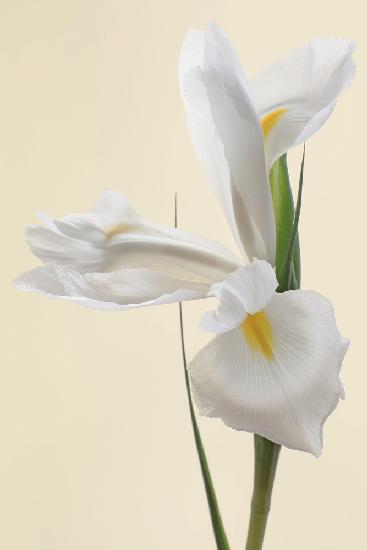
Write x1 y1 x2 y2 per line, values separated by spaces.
2 1 366 549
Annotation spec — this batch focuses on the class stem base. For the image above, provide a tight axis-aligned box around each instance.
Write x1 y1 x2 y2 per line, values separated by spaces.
245 435 280 550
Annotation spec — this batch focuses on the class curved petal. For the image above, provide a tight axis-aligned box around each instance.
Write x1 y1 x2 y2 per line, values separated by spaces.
26 191 241 283
201 260 278 333
211 260 278 313
104 234 239 283
53 215 107 244
179 23 276 264
189 289 348 455
200 289 245 333
252 38 356 169
14 265 208 311
91 190 139 219
26 225 107 272
104 215 241 282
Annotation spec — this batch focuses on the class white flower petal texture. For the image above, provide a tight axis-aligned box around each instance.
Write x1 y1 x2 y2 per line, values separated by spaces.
201 259 278 333
14 265 209 310
15 23 353 454
179 23 355 260
26 190 240 283
189 263 349 456
251 38 356 170
179 23 276 263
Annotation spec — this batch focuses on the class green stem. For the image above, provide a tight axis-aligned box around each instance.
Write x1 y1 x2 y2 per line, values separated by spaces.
179 303 230 550
246 151 305 549
245 436 281 550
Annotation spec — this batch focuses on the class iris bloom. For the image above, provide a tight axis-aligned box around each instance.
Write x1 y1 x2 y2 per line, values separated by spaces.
15 24 353 454
190 260 348 456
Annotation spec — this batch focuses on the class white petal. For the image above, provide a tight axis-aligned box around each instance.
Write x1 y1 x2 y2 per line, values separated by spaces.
202 260 278 333
14 265 208 310
54 214 107 244
214 260 278 313
91 190 139 219
26 191 241 282
200 288 246 333
103 222 240 283
36 212 61 232
179 23 276 264
26 225 106 272
252 38 356 169
189 289 348 455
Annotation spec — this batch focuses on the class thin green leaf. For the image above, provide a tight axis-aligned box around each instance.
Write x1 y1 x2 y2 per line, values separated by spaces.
278 146 305 292
179 304 230 550
269 154 301 289
175 195 230 550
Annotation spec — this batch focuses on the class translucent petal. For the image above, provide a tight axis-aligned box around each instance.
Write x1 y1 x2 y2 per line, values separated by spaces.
14 265 208 311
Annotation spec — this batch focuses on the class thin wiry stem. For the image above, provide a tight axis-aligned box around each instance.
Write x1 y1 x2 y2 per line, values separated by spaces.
178 303 230 550
175 194 230 549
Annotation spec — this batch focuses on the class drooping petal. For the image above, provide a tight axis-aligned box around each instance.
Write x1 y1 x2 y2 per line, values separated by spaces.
189 289 348 455
14 265 208 311
179 23 276 264
26 191 241 283
252 38 356 169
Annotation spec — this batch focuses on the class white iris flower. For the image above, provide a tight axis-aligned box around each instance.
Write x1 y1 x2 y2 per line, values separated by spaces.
15 23 353 455
18 190 240 309
190 260 348 456
178 23 355 263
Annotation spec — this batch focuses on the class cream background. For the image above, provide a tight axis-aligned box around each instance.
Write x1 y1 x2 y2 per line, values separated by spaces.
1 1 366 549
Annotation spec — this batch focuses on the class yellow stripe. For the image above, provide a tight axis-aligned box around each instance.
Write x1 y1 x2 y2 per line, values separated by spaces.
241 310 274 360
261 108 287 140
105 223 131 239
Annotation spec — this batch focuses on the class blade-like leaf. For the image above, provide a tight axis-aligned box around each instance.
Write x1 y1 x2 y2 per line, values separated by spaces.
278 146 305 292
269 154 301 289
179 304 230 550
175 195 230 550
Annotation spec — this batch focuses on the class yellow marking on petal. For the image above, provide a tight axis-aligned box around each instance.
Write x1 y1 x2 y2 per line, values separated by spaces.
241 310 274 359
105 223 131 239
261 108 287 140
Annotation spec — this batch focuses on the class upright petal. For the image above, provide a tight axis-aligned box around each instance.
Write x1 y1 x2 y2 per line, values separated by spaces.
190 289 348 455
26 191 240 283
179 23 276 264
14 265 208 310
252 38 356 169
